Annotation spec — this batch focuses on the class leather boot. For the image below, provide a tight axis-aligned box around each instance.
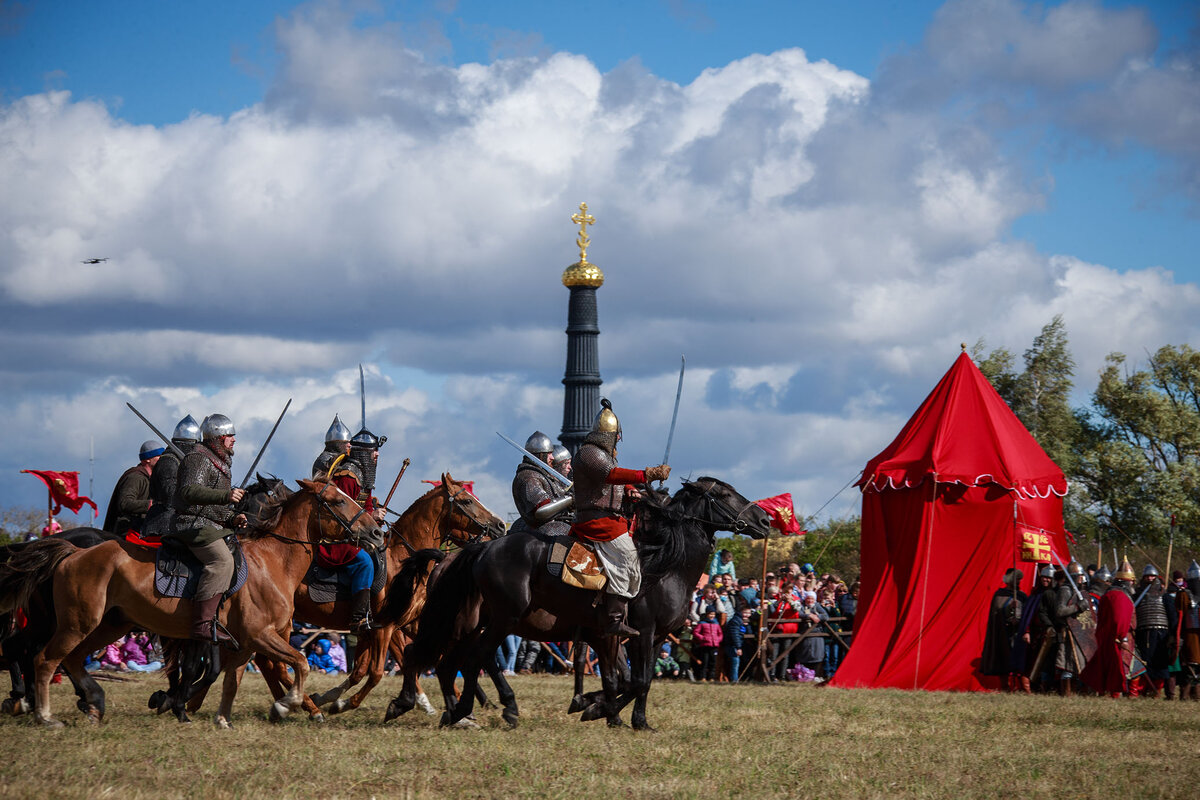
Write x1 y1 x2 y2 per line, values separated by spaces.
191 594 239 650
601 594 639 638
1059 677 1072 698
348 588 373 632
1018 675 1032 694
1164 677 1177 700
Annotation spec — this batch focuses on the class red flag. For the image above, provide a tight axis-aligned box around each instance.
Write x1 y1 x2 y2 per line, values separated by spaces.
21 470 98 516
422 479 476 498
756 493 804 535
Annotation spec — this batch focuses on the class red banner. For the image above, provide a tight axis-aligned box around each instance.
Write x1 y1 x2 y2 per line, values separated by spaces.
21 470 98 516
422 479 476 498
1017 523 1052 563
756 492 804 535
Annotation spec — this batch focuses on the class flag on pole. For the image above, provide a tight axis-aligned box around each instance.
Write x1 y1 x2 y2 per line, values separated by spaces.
21 470 98 516
756 493 804 535
1017 522 1053 563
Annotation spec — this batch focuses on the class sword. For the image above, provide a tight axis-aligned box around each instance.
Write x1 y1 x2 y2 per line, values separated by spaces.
238 398 292 489
662 355 685 473
1051 551 1085 604
382 458 411 512
360 364 367 431
496 432 573 489
1133 581 1153 608
125 403 186 460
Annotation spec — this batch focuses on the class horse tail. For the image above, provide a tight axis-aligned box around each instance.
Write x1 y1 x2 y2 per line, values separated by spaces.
0 538 78 615
407 542 486 672
380 548 446 625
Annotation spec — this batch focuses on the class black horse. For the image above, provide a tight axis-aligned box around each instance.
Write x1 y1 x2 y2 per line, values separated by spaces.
386 477 771 730
0 474 289 723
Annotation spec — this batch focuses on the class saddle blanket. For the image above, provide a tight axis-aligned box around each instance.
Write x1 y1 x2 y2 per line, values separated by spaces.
545 532 606 591
305 547 387 604
154 537 248 600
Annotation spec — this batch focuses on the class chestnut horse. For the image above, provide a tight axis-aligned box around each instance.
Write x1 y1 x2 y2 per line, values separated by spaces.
256 474 504 717
0 479 383 728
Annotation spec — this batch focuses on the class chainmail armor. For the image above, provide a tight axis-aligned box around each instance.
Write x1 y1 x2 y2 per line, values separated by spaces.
1136 583 1169 629
171 442 234 531
572 441 625 521
512 462 570 528
142 445 191 538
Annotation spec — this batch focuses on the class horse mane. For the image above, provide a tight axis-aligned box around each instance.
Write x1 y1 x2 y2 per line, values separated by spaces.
240 485 310 539
634 479 720 583
394 482 445 525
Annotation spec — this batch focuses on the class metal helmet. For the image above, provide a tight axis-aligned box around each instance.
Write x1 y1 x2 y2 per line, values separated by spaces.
200 414 235 440
524 431 554 455
1115 559 1136 582
1067 560 1088 587
1002 568 1023 587
1094 565 1113 583
591 397 621 438
1188 560 1200 581
171 414 201 443
1039 565 1055 579
552 444 570 464
1187 560 1200 596
139 440 165 461
1142 564 1159 579
349 427 386 493
325 414 352 445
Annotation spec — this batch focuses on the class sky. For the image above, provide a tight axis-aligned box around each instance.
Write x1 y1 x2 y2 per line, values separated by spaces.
1 0 1198 529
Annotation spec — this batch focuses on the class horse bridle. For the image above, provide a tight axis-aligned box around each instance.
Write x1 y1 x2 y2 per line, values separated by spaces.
262 485 376 548
385 484 496 555
682 480 757 533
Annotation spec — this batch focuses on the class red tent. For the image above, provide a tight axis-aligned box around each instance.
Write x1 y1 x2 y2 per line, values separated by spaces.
828 352 1070 692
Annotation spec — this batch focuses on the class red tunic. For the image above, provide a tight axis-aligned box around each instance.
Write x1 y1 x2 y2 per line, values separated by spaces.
1081 589 1135 695
317 474 369 567
571 467 644 542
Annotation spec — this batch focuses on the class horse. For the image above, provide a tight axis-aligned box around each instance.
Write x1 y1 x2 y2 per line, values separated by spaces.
254 474 504 718
386 477 771 730
0 479 383 728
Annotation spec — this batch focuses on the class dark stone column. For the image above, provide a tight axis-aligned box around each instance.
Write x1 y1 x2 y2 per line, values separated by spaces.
560 285 601 454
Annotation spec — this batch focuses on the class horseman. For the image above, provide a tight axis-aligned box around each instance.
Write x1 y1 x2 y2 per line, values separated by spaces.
103 440 166 534
312 420 388 631
568 398 670 638
510 431 574 535
167 414 246 648
313 415 353 478
142 414 201 540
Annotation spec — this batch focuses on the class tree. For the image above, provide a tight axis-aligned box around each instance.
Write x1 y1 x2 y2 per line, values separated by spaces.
1073 345 1200 547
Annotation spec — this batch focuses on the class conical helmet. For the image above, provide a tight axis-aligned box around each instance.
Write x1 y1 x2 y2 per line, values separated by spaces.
1115 558 1136 582
524 431 554 455
1094 565 1113 583
592 397 621 437
325 414 352 445
1039 565 1055 579
1142 563 1160 578
172 414 201 443
200 414 235 440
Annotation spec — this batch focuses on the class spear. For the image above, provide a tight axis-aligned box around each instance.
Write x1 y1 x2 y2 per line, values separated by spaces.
1164 513 1176 589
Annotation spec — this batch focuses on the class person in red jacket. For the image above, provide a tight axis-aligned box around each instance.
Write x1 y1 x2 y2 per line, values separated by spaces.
693 609 725 681
770 591 802 681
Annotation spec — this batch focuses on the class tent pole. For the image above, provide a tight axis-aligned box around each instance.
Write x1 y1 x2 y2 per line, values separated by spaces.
913 473 938 691
757 532 771 682
1013 498 1019 608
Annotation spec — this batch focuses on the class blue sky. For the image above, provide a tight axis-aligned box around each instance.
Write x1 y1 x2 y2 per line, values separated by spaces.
1 0 1199 524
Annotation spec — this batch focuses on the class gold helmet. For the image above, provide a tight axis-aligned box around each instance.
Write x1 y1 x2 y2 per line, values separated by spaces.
1115 557 1136 582
592 397 621 439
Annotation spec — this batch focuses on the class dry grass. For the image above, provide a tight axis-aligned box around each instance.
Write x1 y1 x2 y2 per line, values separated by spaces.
0 671 1195 800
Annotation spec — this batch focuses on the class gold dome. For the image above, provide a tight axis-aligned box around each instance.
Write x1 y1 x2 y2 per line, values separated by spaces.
562 260 605 288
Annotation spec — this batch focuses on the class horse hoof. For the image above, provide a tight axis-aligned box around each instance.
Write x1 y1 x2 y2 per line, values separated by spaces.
18 698 29 716
309 712 326 724
86 710 102 725
446 717 480 730
39 717 65 730
148 691 164 712
329 699 350 715
269 701 289 723
606 718 628 729
213 715 232 730
633 722 656 732
579 704 604 722
502 711 519 729
416 693 437 716
567 695 586 714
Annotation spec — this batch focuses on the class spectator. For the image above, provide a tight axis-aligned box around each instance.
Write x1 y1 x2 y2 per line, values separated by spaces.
693 609 724 682
709 548 737 580
690 584 720 622
40 516 63 537
327 633 348 673
725 607 750 682
820 590 843 675
96 638 128 671
839 582 859 636
795 591 830 677
675 619 697 682
770 591 801 681
542 641 570 673
120 632 162 672
516 639 542 674
307 638 338 674
496 634 521 676
737 578 759 611
655 645 680 679
714 585 736 624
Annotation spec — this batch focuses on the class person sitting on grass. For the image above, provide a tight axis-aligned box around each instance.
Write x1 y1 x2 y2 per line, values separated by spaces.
655 645 680 679
97 638 128 671
326 633 348 673
120 632 163 672
307 638 338 674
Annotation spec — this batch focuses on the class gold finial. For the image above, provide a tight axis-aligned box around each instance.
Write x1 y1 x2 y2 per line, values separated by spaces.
961 342 967 352
562 201 605 288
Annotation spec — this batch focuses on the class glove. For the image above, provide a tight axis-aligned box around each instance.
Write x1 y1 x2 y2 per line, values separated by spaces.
643 464 671 483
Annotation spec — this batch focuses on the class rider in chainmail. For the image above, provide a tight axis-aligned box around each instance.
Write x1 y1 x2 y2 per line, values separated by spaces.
167 414 246 649
142 414 200 540
313 415 354 480
567 398 670 638
510 431 573 536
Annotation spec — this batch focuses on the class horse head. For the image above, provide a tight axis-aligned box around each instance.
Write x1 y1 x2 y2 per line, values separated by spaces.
297 478 386 553
675 477 771 539
436 473 506 545
239 473 293 527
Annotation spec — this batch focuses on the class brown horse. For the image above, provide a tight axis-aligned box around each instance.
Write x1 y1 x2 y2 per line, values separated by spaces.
256 474 504 717
0 479 383 728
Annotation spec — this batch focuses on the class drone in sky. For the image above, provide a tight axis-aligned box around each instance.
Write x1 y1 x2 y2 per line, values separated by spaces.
81 258 109 264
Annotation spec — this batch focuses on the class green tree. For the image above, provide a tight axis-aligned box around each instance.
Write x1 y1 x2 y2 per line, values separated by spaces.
1073 345 1200 547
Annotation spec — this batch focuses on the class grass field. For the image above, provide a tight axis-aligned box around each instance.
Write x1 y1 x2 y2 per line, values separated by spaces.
0 670 1196 800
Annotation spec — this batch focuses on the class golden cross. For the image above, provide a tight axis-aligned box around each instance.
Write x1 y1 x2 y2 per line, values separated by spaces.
570 202 595 263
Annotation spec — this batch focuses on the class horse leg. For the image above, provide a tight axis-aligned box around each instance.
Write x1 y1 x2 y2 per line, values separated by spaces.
247 630 310 722
484 657 519 728
178 643 222 719
312 629 374 709
579 635 625 727
329 629 385 714
213 654 252 729
626 639 655 731
3 657 25 716
444 628 504 729
56 619 131 724
568 634 591 714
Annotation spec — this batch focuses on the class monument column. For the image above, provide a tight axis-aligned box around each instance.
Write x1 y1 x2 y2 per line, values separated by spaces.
560 202 604 455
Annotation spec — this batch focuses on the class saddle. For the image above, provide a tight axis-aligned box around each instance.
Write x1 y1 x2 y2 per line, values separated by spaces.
154 537 248 600
545 531 607 592
305 548 387 604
